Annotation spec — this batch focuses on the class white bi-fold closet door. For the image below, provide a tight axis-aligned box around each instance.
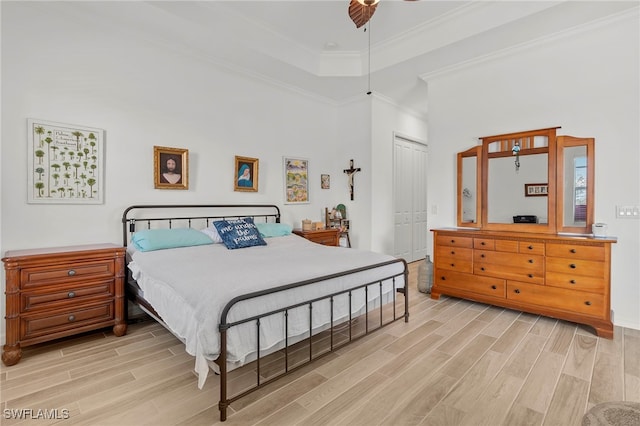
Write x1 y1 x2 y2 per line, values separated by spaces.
393 133 428 263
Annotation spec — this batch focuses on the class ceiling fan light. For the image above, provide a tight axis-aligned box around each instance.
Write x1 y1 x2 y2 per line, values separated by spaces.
356 0 380 6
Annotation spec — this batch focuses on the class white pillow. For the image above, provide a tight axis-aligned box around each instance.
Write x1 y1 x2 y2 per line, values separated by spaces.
200 223 223 243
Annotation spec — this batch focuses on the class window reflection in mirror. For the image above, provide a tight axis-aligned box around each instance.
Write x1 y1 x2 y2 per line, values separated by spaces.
562 146 587 227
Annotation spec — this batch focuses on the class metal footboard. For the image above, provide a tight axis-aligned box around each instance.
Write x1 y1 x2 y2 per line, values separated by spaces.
218 258 409 421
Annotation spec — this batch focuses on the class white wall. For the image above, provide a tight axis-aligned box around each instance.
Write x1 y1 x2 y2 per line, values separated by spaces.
427 10 640 329
0 3 374 343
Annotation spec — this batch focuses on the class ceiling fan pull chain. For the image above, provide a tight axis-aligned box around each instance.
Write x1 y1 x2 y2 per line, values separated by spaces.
367 18 372 95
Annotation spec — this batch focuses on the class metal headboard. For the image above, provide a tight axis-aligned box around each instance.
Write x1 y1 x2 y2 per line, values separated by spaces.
122 204 281 246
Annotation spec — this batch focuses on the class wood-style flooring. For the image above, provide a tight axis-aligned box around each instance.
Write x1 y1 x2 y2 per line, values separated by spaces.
2 261 639 425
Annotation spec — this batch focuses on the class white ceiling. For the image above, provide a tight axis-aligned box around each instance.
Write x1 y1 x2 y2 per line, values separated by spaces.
70 1 638 117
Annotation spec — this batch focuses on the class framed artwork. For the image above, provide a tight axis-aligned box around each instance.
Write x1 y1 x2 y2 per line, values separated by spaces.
154 146 188 190
284 157 309 204
27 118 105 204
524 183 548 197
321 174 330 189
234 156 259 192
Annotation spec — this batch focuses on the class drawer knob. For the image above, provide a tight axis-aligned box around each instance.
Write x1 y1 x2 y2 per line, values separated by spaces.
440 276 446 281
67 291 76 298
68 315 76 322
481 267 485 271
570 249 577 253
528 274 534 278
481 242 486 245
450 239 455 244
528 259 534 263
491 285 497 290
570 279 576 284
451 251 455 255
481 254 485 258
68 269 76 276
514 289 521 294
585 301 592 306
450 263 455 267
527 245 533 250
570 264 577 269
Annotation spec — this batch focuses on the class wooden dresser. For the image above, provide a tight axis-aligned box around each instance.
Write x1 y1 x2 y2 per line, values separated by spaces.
293 228 340 246
2 243 127 366
431 229 616 338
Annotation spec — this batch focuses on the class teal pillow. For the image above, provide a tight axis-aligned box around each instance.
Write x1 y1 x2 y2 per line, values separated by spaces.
131 228 214 252
255 222 293 238
213 218 267 249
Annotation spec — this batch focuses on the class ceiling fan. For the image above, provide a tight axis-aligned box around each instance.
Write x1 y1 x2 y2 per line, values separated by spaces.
348 0 417 29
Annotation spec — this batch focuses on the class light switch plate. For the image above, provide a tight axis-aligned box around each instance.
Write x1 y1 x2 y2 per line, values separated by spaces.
616 205 640 218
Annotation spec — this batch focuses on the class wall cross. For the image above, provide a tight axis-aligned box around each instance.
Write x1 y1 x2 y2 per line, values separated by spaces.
343 159 362 201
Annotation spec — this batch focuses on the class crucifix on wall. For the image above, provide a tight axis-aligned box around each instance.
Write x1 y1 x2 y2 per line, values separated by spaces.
343 159 361 201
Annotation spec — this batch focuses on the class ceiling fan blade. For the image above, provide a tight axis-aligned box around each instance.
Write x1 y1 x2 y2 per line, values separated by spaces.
348 0 378 29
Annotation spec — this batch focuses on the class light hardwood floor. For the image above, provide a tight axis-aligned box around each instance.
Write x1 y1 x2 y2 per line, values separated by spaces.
2 261 639 425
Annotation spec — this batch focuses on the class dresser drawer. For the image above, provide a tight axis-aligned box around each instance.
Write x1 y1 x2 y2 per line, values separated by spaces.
506 281 605 318
436 235 473 248
546 243 605 261
435 269 505 299
546 272 605 293
21 302 115 341
518 241 545 255
474 250 544 284
21 280 115 312
473 238 495 250
545 257 605 278
436 246 472 273
20 260 116 289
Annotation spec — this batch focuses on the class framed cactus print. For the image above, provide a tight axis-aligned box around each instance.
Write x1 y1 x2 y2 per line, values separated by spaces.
27 118 105 204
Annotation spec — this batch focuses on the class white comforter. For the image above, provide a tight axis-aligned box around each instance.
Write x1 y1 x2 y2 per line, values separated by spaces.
128 234 404 388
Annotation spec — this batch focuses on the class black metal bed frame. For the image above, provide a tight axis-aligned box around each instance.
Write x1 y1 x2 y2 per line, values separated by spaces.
122 204 409 421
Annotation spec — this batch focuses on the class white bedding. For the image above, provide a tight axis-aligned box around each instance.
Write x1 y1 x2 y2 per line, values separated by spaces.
127 234 405 388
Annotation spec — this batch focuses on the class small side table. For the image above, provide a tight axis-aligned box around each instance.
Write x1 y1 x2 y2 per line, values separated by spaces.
292 228 340 247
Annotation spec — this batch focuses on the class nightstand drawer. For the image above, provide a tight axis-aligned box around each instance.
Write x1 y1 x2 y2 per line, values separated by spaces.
21 260 116 289
21 280 115 312
21 301 115 341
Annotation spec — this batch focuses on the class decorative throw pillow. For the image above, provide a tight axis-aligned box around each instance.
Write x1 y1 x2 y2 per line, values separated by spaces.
255 222 293 238
200 222 224 243
213 218 267 249
131 228 214 252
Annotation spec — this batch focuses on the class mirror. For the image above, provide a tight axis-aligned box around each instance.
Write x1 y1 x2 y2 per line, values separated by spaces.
457 146 481 227
457 127 595 234
556 135 594 233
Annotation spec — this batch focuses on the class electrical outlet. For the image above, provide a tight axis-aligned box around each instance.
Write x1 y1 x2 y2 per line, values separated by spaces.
616 205 640 219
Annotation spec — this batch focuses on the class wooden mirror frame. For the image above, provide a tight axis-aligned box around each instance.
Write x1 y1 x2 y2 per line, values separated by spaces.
556 135 595 234
457 146 482 228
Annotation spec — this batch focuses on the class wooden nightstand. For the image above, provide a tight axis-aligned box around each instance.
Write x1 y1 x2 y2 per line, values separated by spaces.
2 243 127 366
293 228 340 247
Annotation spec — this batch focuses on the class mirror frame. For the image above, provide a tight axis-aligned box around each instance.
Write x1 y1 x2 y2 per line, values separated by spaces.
457 146 482 228
556 135 595 234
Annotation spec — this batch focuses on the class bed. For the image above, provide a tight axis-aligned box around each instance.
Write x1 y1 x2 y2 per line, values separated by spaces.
122 204 408 421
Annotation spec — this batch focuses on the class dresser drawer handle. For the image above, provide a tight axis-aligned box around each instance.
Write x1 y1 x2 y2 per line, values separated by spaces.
514 289 521 294
585 301 592 306
491 285 497 290
450 239 455 244
570 279 576 284
67 291 76 298
451 251 455 255
528 259 534 263
67 269 76 276
480 267 485 271
450 263 455 267
569 264 577 269
528 274 534 278
68 315 76 322
440 276 446 281
527 245 533 250
481 254 485 258
570 249 577 253
481 241 486 245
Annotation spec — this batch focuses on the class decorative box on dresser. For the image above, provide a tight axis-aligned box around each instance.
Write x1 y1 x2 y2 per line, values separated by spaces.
431 229 616 338
293 228 340 247
2 243 127 366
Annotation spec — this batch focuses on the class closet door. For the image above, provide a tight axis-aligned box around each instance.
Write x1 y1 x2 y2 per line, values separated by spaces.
393 134 428 262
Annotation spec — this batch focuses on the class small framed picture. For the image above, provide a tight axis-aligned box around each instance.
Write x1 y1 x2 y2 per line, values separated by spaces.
154 146 188 190
524 183 548 197
321 174 330 189
234 156 259 192
284 157 309 204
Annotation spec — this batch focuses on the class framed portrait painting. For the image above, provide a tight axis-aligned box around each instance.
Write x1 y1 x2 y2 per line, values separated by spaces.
27 118 105 204
284 157 309 204
234 156 259 192
321 174 330 189
154 146 188 190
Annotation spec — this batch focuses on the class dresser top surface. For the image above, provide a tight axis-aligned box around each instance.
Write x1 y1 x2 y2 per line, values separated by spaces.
432 228 617 244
